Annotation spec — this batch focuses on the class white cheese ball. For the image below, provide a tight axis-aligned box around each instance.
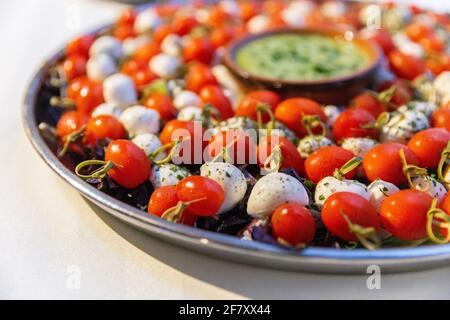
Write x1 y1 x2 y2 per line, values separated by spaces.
173 90 201 111
412 177 447 203
119 105 160 137
314 177 370 208
150 164 190 188
433 71 450 106
247 15 270 34
86 54 117 81
393 33 424 59
380 110 429 144
323 105 341 127
149 53 182 79
281 1 315 27
161 34 183 56
397 101 437 117
247 172 309 217
91 102 124 119
341 137 378 157
297 136 334 158
367 179 400 212
218 116 257 131
134 9 163 34
321 1 347 19
89 36 123 61
200 162 247 214
132 133 164 159
122 35 150 56
103 73 137 107
178 106 203 121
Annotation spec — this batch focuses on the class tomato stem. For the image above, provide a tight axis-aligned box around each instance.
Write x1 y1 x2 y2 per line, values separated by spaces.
58 125 87 158
263 144 282 174
256 103 275 138
333 156 362 180
161 197 207 223
75 159 115 181
202 103 222 126
437 141 450 185
399 148 430 191
49 96 76 110
341 211 381 250
426 198 450 244
302 115 327 137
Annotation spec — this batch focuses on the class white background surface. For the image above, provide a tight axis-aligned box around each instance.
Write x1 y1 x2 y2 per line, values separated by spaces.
1 0 450 299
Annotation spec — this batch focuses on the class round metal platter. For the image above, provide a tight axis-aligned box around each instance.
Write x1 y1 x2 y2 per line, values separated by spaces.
22 2 450 274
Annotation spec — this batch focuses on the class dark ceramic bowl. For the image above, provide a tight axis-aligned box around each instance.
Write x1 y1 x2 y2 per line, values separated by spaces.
223 28 382 105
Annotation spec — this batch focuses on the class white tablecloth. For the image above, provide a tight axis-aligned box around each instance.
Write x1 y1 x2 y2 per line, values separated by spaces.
1 0 450 299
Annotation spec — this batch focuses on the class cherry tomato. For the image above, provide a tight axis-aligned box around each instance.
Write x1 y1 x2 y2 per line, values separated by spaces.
117 7 137 26
380 189 433 240
271 203 316 246
182 36 214 64
75 79 104 115
120 58 147 76
426 54 450 76
199 85 234 119
275 98 326 138
305 146 356 184
235 90 281 123
239 1 260 21
363 142 420 185
257 135 304 176
67 76 89 100
205 5 232 27
85 115 127 146
431 108 450 131
185 63 218 93
364 29 395 55
133 41 160 64
388 50 426 80
206 130 256 164
62 54 87 81
131 68 158 91
144 92 177 122
56 111 89 139
332 109 378 142
407 128 450 168
352 92 388 118
179 210 198 226
113 24 135 41
172 15 198 36
176 176 224 216
65 34 95 57
420 36 445 53
378 79 413 108
404 22 432 42
210 26 235 48
105 140 151 189
148 185 179 217
153 24 174 44
322 192 380 242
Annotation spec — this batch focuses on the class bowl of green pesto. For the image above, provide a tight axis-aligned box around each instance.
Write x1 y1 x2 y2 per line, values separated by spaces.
224 28 381 104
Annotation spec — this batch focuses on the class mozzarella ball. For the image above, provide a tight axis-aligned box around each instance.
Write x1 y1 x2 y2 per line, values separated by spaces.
218 117 257 131
393 33 424 59
341 137 378 157
149 53 182 79
89 36 123 61
200 162 247 214
259 121 297 142
281 1 315 27
103 73 137 107
321 1 347 19
134 9 163 34
247 15 270 34
297 136 334 158
91 102 124 119
122 35 150 56
178 106 203 121
132 133 164 159
173 90 201 111
433 71 450 106
367 179 400 212
86 54 117 81
314 177 370 208
119 105 160 137
380 110 429 143
247 172 309 217
397 101 437 117
150 164 190 188
323 105 341 127
161 34 183 56
412 177 447 203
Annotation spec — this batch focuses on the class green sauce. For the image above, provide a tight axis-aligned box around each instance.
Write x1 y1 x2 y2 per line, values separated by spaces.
236 34 369 81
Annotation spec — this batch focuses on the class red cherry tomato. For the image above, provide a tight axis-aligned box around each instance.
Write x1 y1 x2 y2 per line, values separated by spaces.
62 54 87 81
144 92 177 122
364 29 395 55
235 90 281 123
322 192 380 242
131 68 158 91
172 15 198 36
199 85 234 119
56 111 89 139
332 109 378 142
148 185 179 217
420 36 445 53
380 189 433 240
65 34 94 57
388 50 426 80
378 79 413 108
432 108 450 131
117 7 137 26
257 135 304 176
352 92 388 118
305 146 356 184
183 36 214 64
210 26 235 48
363 142 420 185
404 22 432 42
133 41 160 64
271 203 316 246
176 176 224 216
407 128 450 168
105 140 151 189
206 130 256 164
153 24 174 44
75 79 104 115
426 53 450 76
66 76 89 100
185 63 218 93
113 24 136 41
275 98 326 138
120 58 147 76
85 115 127 146
239 1 260 21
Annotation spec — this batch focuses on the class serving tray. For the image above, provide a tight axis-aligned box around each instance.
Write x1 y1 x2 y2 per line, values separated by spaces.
22 3 450 274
